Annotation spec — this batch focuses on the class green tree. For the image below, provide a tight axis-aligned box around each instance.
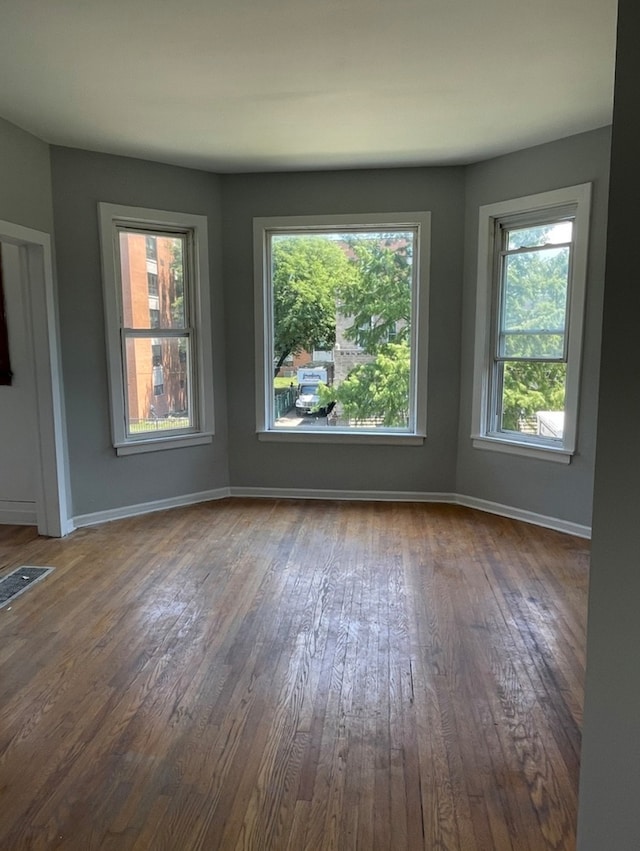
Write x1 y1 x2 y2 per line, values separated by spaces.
322 234 413 426
170 239 184 326
338 234 412 350
501 362 566 431
320 343 410 426
272 236 354 376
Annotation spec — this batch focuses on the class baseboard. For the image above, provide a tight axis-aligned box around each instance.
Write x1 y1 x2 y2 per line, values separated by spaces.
230 486 457 504
68 486 591 539
71 487 231 530
59 517 77 537
0 500 38 526
456 494 591 539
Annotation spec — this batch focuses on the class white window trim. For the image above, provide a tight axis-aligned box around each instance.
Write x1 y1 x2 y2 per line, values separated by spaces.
98 203 214 455
471 184 591 463
253 212 430 445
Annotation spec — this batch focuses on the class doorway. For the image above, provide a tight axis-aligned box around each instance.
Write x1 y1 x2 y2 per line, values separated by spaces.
0 219 68 537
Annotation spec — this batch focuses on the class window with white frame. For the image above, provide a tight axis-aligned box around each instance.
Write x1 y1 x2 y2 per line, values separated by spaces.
99 204 214 455
471 184 591 462
254 212 430 444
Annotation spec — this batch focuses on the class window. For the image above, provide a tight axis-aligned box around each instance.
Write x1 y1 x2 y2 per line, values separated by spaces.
472 184 591 462
145 235 157 261
254 212 430 444
355 318 373 349
99 204 214 455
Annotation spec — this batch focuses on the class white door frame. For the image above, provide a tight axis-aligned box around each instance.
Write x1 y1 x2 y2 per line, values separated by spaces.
0 218 69 537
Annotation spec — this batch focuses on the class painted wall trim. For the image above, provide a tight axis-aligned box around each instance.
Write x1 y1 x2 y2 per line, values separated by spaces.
229 486 458 504
0 500 38 525
69 487 591 538
456 493 591 538
71 488 231 530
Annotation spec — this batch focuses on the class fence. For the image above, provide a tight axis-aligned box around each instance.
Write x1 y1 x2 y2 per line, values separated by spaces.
274 386 296 419
129 415 190 433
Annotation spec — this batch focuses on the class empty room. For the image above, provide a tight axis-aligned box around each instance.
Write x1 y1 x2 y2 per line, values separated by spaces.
1 1 639 849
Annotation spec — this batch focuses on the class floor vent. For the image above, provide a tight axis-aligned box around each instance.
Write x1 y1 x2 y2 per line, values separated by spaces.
0 566 54 608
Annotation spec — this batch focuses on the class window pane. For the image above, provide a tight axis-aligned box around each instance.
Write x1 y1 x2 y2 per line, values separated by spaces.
500 246 569 359
506 220 573 250
499 361 566 437
500 332 566 359
270 230 414 430
124 336 191 434
119 232 186 329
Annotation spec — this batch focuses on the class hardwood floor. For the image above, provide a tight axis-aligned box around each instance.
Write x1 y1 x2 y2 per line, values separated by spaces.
0 500 589 850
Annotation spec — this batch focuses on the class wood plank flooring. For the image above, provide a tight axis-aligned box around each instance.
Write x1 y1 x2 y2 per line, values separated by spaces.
0 499 589 850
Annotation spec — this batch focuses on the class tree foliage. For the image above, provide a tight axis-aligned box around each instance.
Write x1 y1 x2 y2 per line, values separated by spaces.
324 235 413 426
272 237 353 376
319 343 410 426
337 235 412 351
501 362 566 431
170 239 185 326
271 231 414 427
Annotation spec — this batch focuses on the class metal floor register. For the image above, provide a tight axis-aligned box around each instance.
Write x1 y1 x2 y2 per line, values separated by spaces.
0 566 54 608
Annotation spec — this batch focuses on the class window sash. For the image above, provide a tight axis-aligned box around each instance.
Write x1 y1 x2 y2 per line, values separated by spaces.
492 359 568 440
496 339 567 362
488 210 577 441
120 332 195 439
113 227 196 439
116 226 191 333
495 230 572 363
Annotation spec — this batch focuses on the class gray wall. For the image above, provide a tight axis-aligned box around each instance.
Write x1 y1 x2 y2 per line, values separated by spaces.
221 168 465 493
50 148 229 516
578 0 640 846
0 116 54 234
456 128 611 527
0 116 611 526
0 117 67 517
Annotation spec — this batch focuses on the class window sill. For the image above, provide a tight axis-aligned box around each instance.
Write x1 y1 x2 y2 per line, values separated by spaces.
258 429 425 446
472 435 572 464
114 432 213 456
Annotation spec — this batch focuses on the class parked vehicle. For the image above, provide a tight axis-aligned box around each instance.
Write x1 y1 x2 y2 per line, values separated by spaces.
295 366 333 416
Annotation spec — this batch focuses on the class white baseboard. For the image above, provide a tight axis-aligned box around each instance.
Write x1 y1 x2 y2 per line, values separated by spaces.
0 500 38 526
71 487 231 530
67 486 591 539
59 517 77 537
229 486 457 504
456 494 591 539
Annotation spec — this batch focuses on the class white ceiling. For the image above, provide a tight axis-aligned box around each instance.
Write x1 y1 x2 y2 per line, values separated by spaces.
0 0 617 173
